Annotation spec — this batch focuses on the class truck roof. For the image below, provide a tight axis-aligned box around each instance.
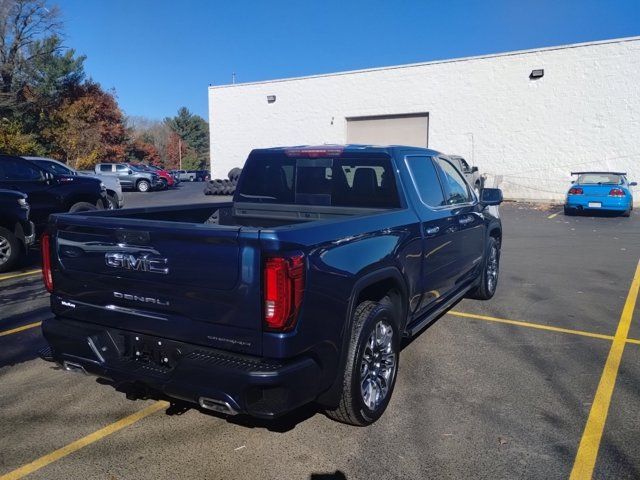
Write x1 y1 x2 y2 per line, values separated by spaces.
253 144 444 157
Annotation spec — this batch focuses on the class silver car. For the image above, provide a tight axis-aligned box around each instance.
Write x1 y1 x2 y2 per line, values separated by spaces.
25 157 125 209
448 155 484 193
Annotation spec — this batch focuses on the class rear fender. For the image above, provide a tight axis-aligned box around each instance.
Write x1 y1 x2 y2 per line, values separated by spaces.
317 266 408 407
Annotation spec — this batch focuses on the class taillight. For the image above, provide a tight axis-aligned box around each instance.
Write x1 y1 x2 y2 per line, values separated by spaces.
263 254 305 331
609 188 625 197
568 187 583 195
285 147 344 158
41 232 54 293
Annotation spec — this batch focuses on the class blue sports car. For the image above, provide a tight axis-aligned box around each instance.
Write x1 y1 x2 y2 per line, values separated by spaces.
564 171 636 217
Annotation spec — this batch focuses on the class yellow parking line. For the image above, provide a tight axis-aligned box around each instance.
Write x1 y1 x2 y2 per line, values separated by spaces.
0 322 42 337
0 269 40 282
570 259 640 480
0 401 168 480
626 338 640 346
547 212 560 219
448 310 615 341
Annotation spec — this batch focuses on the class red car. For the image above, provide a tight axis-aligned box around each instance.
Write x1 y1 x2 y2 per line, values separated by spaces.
132 164 175 189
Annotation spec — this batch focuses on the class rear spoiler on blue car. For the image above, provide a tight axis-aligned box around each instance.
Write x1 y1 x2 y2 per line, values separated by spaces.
571 171 627 176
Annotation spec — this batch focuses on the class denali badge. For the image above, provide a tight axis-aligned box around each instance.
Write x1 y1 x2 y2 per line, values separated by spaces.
105 252 169 274
114 291 170 306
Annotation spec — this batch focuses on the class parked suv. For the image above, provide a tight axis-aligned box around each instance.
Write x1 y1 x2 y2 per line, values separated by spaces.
0 154 107 233
0 189 35 272
25 157 124 210
449 155 483 192
95 163 158 192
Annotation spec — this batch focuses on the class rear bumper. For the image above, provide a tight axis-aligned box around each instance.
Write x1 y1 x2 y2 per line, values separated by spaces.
565 196 631 211
41 316 322 419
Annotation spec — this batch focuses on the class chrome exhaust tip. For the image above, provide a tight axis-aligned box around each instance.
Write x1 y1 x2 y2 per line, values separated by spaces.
63 361 88 375
198 397 238 416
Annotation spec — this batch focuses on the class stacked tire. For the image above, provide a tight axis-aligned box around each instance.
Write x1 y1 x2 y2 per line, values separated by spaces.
203 168 241 196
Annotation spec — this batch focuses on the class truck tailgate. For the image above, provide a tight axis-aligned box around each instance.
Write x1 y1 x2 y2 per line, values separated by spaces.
49 215 263 355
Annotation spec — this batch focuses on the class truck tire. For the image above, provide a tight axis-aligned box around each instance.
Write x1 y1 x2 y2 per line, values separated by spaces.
0 227 21 273
325 299 399 426
69 202 98 213
228 167 242 181
467 236 500 300
137 180 151 192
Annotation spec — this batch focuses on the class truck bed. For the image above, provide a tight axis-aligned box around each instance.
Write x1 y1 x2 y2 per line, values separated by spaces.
78 201 390 229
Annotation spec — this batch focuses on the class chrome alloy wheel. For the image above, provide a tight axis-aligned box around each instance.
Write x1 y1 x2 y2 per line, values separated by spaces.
486 244 499 294
360 320 397 411
0 235 11 266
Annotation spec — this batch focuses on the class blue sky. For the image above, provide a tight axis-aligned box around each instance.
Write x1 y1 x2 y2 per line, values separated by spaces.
58 0 639 120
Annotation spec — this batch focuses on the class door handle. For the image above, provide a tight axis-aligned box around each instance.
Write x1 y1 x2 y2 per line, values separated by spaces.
459 215 474 225
425 226 440 235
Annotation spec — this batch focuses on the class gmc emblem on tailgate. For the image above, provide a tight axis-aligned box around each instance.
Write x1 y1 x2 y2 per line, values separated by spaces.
105 252 169 274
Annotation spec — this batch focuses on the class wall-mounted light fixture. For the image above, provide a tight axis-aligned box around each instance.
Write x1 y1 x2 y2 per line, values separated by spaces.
530 69 544 79
267 95 276 103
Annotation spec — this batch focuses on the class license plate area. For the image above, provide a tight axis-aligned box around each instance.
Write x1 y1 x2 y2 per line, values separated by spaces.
123 334 183 370
588 202 601 208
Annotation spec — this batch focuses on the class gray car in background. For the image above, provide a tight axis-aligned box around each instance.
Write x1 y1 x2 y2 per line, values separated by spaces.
448 155 484 192
95 163 159 192
25 157 125 209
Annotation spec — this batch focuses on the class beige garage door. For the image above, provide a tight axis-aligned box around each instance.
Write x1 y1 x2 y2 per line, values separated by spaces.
346 113 429 147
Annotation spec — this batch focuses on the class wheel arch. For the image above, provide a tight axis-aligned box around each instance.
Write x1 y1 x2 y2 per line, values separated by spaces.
488 223 502 244
64 194 101 210
316 266 408 407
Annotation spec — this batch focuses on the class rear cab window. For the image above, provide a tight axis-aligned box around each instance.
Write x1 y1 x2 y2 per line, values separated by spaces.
236 149 401 209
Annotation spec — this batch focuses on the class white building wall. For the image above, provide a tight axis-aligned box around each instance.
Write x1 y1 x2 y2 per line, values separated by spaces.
208 37 640 202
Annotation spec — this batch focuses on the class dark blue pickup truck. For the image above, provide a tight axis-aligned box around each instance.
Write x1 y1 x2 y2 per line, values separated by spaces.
40 145 503 426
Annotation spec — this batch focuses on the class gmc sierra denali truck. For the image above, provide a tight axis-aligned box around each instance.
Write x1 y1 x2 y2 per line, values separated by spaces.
39 145 503 426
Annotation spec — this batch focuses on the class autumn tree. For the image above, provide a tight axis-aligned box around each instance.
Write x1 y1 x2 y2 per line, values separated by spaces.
0 118 42 154
45 82 128 169
0 0 62 116
127 138 160 164
164 107 209 168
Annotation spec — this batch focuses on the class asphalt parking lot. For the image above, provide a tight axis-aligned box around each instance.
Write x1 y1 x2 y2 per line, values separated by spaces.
1 183 639 480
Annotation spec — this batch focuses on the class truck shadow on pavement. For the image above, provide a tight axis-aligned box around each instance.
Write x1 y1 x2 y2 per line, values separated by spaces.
0 308 48 369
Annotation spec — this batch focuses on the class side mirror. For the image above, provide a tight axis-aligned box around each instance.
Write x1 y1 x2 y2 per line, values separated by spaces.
480 188 503 206
128 169 133 175
471 166 479 173
630 182 637 187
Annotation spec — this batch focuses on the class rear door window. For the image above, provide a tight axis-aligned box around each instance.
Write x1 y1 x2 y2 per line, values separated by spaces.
0 157 43 181
405 156 446 207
